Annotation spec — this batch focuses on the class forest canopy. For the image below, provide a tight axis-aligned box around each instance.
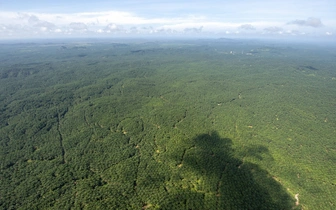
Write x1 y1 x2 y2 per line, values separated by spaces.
0 39 335 209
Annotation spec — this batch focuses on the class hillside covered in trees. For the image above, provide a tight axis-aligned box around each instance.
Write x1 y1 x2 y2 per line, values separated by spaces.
0 39 335 209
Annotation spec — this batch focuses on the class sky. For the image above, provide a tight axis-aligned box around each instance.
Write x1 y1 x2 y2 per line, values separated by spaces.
0 0 335 40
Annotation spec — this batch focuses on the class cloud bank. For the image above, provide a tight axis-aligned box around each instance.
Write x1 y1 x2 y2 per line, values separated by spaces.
264 26 283 33
288 17 323 27
239 24 256 30
0 10 333 39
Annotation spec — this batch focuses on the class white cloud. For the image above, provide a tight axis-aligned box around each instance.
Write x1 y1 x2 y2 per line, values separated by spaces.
104 23 123 33
263 26 283 33
69 22 87 31
0 9 334 39
239 24 256 30
28 15 39 24
184 26 203 33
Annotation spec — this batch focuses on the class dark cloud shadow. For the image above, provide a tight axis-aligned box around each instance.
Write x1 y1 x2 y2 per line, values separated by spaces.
157 131 298 209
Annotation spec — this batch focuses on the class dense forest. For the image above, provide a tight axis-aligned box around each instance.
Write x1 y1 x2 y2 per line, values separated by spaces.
0 39 335 209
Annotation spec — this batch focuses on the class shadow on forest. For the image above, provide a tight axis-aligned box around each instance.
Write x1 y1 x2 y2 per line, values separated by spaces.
157 131 296 210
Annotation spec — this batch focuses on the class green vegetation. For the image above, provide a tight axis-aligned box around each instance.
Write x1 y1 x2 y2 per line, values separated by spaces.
0 39 335 209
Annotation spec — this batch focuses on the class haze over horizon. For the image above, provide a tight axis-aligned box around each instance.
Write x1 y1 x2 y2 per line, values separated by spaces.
0 0 335 41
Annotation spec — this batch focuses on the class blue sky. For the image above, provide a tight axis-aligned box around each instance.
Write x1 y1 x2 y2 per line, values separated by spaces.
0 0 335 40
